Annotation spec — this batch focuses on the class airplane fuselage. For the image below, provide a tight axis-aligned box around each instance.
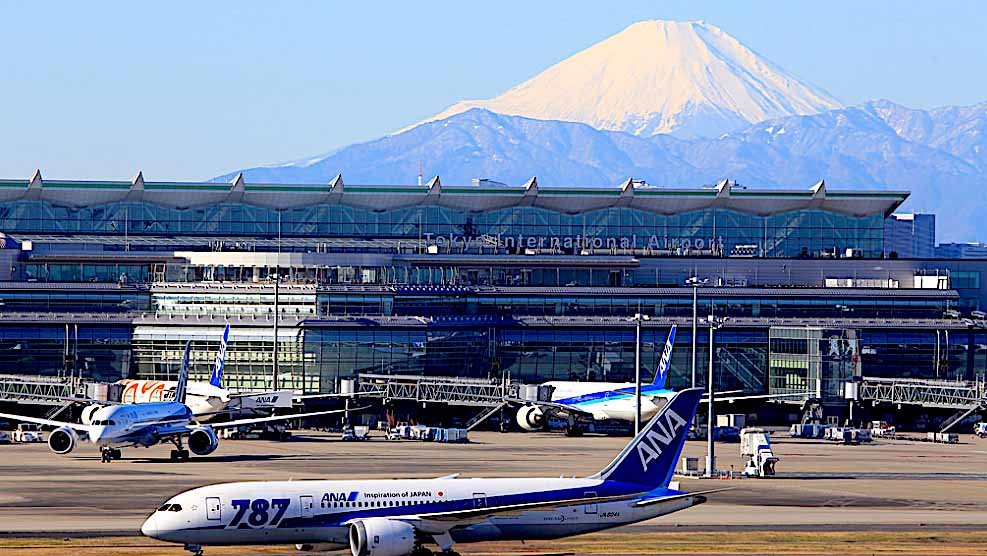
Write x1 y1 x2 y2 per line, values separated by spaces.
87 401 193 448
142 477 701 548
547 381 671 422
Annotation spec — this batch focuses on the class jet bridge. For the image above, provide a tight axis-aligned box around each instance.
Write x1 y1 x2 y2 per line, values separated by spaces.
0 374 80 405
858 376 987 432
355 373 519 407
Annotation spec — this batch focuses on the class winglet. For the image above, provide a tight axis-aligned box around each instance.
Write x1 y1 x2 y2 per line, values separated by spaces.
593 388 703 488
175 340 191 405
652 325 677 388
210 324 230 388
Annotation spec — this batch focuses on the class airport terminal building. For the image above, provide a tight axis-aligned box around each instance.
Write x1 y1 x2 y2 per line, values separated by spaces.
0 172 984 414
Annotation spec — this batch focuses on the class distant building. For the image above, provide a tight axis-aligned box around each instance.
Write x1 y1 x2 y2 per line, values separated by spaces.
937 242 987 259
885 213 935 258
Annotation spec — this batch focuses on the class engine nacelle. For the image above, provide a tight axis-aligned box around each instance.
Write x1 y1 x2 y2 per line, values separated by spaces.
188 427 219 456
48 426 78 454
349 518 416 556
516 405 546 431
81 405 103 426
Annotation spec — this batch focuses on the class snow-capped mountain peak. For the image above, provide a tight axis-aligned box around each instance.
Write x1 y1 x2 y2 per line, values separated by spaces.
415 19 842 138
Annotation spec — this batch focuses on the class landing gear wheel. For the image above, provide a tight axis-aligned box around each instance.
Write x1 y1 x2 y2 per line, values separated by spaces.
111 448 122 460
183 544 203 556
100 447 117 463
411 546 434 556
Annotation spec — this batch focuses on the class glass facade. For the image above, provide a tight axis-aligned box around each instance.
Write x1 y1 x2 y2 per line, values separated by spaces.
0 199 885 258
0 324 131 381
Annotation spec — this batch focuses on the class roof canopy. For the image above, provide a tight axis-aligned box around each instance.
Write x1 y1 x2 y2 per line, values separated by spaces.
0 174 908 217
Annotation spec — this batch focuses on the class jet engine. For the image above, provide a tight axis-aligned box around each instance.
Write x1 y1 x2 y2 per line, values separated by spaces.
81 405 104 425
348 518 416 556
516 405 546 431
48 426 78 454
188 427 219 456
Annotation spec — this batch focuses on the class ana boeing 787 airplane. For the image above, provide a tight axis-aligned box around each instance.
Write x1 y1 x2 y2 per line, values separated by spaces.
141 387 706 556
0 341 352 463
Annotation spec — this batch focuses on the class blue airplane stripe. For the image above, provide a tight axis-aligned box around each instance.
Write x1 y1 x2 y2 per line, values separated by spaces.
274 481 654 530
555 385 672 407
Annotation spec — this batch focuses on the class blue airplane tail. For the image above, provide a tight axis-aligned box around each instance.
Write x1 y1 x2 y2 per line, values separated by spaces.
593 387 702 488
174 340 191 405
209 324 230 388
652 325 677 388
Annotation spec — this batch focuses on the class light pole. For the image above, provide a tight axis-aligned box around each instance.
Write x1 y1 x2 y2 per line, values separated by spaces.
632 312 650 434
686 276 708 388
705 314 727 478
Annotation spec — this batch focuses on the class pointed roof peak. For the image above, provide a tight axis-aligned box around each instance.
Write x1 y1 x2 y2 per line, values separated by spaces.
28 169 43 190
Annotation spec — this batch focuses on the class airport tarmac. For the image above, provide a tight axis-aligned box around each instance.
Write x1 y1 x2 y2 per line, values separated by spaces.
2 429 987 554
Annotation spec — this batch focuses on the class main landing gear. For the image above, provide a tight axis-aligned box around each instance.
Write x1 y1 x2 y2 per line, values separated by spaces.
100 447 122 463
183 543 203 556
170 437 190 462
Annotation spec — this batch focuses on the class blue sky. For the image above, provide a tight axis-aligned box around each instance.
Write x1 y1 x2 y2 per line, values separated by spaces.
2 1 986 181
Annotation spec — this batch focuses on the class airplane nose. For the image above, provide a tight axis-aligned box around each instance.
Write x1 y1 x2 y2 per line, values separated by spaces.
141 516 158 538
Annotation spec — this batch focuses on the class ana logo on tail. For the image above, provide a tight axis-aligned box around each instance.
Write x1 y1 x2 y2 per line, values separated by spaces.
636 408 687 472
653 325 676 388
210 324 230 388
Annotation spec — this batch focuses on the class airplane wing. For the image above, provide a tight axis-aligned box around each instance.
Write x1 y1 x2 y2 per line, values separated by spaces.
0 411 92 433
632 487 731 507
209 407 366 430
715 392 810 403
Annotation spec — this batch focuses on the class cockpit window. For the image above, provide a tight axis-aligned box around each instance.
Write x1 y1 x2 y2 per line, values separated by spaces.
168 504 182 512
157 504 171 512
108 420 117 426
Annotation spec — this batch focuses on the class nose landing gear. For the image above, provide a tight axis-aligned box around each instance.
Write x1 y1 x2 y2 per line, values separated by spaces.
100 447 122 463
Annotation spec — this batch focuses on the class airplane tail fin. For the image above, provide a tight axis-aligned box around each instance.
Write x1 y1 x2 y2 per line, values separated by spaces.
209 324 230 388
652 324 677 388
175 340 191 405
592 387 702 488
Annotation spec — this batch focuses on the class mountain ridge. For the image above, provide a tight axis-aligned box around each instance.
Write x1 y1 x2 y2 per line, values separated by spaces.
214 101 987 241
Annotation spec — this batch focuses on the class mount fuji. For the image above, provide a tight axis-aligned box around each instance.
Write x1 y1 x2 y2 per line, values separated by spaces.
417 20 842 139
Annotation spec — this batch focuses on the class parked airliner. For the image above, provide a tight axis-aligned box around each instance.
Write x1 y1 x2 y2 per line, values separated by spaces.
0 341 351 463
515 325 681 431
142 387 705 556
516 324 802 433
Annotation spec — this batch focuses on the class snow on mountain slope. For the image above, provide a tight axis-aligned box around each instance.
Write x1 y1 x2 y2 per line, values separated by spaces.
417 20 842 138
865 99 987 172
